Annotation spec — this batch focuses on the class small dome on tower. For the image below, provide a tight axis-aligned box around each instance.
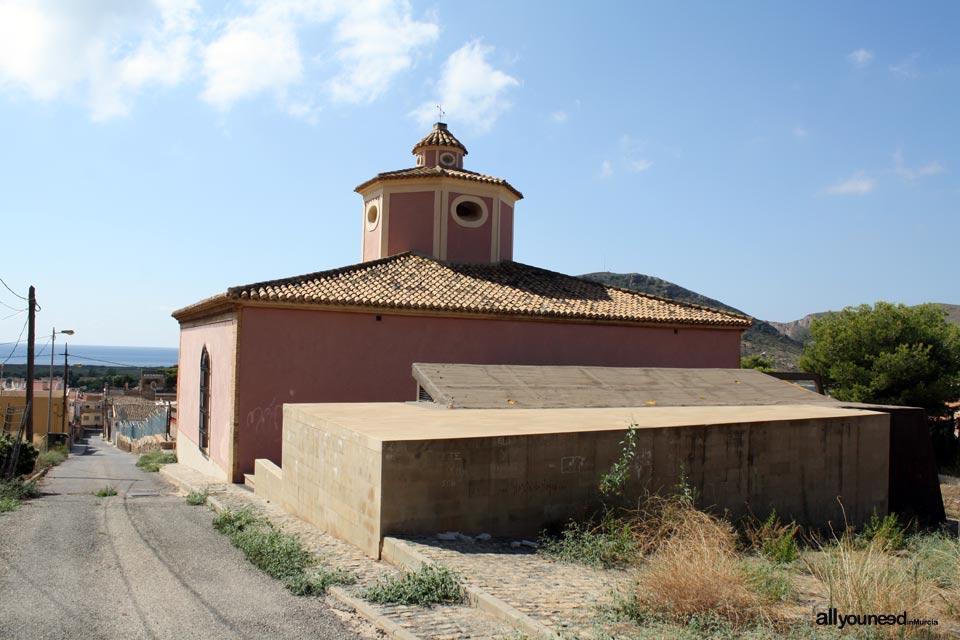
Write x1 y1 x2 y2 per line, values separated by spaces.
412 122 468 156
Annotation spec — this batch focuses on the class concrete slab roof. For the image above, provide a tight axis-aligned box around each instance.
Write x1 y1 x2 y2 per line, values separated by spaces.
411 363 837 409
284 402 884 448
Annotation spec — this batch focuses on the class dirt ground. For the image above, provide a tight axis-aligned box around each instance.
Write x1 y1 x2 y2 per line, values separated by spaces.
941 482 960 520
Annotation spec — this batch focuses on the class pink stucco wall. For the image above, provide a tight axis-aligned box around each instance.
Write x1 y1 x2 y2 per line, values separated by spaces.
446 192 494 264
178 318 236 477
232 306 742 480
500 203 513 261
387 191 434 256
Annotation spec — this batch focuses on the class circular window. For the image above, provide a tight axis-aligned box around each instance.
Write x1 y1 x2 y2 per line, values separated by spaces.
439 152 456 167
366 204 379 229
415 154 424 167
450 196 488 227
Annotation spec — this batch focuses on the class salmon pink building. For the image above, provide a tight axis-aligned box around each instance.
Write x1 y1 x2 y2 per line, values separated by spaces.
173 123 752 482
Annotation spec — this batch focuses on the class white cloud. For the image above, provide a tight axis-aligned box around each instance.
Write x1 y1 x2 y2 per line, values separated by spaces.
826 171 876 196
200 7 303 110
599 160 613 178
412 40 519 133
0 0 199 120
628 159 652 173
892 150 944 181
202 0 437 110
327 0 438 104
549 110 568 124
847 48 874 68
889 53 920 78
0 0 437 120
793 125 809 139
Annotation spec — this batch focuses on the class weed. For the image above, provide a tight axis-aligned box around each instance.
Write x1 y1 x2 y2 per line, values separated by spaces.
211 507 352 596
802 532 944 634
284 566 356 595
0 478 40 501
633 504 773 627
212 508 261 536
364 563 466 607
907 532 960 590
742 559 793 601
95 486 117 497
744 510 799 564
232 526 312 581
0 479 40 513
36 446 68 469
136 451 177 472
540 513 638 568
856 509 906 551
599 424 638 498
185 490 208 506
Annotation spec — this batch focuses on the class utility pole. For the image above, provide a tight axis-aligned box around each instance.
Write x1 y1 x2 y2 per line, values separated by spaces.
62 343 69 440
25 286 35 443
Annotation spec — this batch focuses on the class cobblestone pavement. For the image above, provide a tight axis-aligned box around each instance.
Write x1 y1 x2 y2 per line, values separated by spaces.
162 464 516 640
396 536 635 639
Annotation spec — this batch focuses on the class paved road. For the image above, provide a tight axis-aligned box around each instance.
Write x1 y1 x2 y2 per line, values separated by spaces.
0 435 370 640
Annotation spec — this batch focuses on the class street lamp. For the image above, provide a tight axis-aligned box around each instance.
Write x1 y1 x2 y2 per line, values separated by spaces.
46 328 74 445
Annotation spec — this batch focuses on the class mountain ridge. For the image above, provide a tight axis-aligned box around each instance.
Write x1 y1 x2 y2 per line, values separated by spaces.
580 272 958 372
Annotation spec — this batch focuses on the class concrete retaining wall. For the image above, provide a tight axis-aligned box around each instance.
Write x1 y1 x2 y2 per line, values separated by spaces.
260 403 890 558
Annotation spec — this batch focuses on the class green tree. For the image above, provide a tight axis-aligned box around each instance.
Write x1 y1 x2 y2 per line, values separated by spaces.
741 354 775 372
799 302 960 418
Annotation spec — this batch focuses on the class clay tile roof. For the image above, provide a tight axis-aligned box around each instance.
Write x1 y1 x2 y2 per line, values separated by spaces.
412 122 468 155
355 166 523 199
225 253 752 328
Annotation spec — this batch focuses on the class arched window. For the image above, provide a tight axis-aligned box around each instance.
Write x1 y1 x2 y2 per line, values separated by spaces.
199 346 210 451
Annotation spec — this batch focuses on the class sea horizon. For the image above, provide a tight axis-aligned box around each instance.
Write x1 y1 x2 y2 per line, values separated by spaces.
1 344 179 368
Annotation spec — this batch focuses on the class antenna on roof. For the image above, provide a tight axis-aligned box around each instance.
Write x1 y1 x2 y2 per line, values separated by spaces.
436 104 445 123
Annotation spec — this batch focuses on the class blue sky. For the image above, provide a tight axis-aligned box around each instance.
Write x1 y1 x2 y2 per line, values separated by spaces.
0 1 957 348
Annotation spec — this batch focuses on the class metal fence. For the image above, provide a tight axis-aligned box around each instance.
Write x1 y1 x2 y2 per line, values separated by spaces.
114 405 170 441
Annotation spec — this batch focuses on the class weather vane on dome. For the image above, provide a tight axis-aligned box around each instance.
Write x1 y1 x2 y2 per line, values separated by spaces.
436 104 445 123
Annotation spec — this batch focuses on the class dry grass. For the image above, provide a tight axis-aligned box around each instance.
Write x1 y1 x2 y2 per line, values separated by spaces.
633 499 776 627
803 533 955 637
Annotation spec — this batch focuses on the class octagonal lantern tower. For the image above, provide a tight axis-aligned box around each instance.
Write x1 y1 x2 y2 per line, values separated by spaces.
355 122 523 264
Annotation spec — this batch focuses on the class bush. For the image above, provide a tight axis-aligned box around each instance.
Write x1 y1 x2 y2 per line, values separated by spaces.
540 513 638 568
0 433 39 477
364 564 466 607
136 451 177 472
0 497 19 512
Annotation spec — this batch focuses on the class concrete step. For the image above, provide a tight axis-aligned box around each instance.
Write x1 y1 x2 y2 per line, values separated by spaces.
243 473 256 490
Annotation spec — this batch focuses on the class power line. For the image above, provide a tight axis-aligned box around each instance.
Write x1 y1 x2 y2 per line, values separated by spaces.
1 310 25 321
1 317 28 365
65 354 156 368
0 277 27 301
0 299 24 313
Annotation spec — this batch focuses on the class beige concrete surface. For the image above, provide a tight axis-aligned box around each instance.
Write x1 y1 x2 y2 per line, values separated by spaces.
286 402 884 442
254 458 283 503
277 403 889 557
